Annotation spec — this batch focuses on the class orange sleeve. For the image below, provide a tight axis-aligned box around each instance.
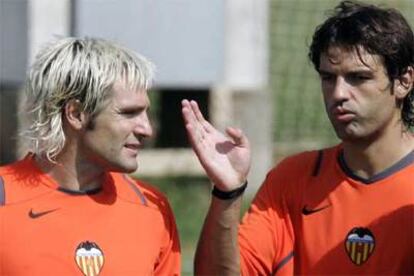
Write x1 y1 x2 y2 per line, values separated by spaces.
238 151 317 276
239 169 295 275
153 196 181 276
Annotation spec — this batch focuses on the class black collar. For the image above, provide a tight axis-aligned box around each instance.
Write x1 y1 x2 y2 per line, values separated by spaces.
338 150 414 184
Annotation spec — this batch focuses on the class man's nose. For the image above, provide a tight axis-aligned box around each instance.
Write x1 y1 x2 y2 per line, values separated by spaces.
331 77 349 101
134 112 153 138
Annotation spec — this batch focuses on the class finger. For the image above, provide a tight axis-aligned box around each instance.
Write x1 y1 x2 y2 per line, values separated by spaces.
182 102 207 138
181 104 194 126
183 100 206 132
185 123 208 160
185 123 198 147
181 99 197 125
189 100 215 133
182 99 209 146
226 127 249 147
190 100 205 122
183 116 204 146
181 99 190 111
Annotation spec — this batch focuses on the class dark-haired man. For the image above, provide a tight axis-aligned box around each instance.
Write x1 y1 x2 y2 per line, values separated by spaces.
182 1 414 274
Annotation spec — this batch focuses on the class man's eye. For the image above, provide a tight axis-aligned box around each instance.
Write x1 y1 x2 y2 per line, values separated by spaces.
348 75 371 83
120 110 138 116
123 111 136 115
320 74 334 81
355 75 370 80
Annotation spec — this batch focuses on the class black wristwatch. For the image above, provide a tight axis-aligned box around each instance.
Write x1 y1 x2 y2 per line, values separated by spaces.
212 181 248 200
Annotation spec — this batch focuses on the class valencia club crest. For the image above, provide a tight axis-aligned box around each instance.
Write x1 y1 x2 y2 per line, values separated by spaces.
75 241 105 276
344 227 375 265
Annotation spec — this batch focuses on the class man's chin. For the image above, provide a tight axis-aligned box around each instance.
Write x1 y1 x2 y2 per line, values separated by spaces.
123 164 138 173
123 167 138 174
333 124 359 141
108 162 138 174
335 130 366 143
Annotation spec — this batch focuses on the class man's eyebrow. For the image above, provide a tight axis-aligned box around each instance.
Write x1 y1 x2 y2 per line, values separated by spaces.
318 69 333 75
118 103 150 112
318 68 374 75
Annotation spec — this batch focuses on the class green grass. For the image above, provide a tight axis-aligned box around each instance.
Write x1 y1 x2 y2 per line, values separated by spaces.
141 176 210 275
141 176 253 275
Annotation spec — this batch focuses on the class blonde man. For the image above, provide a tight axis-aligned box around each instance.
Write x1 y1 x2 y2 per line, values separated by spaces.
0 37 180 275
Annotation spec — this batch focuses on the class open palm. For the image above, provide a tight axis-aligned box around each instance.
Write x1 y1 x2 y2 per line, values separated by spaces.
181 100 251 191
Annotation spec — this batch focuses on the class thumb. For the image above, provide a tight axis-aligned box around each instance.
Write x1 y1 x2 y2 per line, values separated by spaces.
226 127 249 147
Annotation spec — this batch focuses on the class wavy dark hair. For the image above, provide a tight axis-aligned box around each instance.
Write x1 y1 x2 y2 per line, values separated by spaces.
309 0 414 128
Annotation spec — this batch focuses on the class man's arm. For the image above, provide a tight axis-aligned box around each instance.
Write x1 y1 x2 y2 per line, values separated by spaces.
181 99 251 275
195 196 242 275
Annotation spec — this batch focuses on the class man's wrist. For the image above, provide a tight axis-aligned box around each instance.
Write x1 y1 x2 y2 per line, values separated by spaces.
212 181 248 200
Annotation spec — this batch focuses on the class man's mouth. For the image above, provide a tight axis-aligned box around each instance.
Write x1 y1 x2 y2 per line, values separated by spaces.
335 112 355 123
125 144 140 153
332 107 355 123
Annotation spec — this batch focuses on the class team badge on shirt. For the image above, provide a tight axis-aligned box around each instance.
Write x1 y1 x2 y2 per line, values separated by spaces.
75 241 105 276
345 227 375 265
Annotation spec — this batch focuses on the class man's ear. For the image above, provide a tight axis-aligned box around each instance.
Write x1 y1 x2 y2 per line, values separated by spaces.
394 66 414 99
63 99 87 130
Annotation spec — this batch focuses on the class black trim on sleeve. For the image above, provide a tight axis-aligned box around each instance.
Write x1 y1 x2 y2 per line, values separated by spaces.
123 175 148 206
0 176 4 206
272 251 294 275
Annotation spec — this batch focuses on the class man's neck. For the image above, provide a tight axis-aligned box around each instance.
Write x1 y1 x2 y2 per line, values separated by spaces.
342 129 414 179
35 151 106 192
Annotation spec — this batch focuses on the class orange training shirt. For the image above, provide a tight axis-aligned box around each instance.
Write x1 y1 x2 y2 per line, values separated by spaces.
239 145 414 275
0 154 181 275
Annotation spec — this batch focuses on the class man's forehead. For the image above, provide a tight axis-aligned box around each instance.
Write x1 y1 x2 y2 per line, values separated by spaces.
105 80 149 108
320 45 384 71
112 80 147 94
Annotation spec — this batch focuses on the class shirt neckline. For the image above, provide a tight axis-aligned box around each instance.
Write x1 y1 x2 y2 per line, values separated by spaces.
338 149 414 184
25 153 107 195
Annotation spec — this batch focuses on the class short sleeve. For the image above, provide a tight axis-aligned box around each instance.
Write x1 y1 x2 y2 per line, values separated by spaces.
238 151 319 275
153 197 181 275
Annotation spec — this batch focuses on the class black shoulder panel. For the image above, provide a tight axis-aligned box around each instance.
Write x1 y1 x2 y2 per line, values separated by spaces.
312 150 324 177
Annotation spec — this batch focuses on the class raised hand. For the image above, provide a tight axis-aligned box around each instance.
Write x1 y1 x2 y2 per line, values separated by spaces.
181 99 251 191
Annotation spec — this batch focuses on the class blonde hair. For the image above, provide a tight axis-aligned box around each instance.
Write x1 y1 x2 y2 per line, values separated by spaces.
21 37 155 161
